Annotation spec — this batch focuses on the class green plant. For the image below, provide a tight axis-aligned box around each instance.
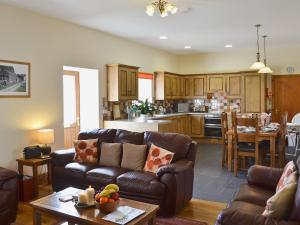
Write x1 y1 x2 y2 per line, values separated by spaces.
131 99 155 115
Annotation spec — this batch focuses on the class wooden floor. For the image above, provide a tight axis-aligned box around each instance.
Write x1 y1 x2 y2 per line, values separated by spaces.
15 185 226 225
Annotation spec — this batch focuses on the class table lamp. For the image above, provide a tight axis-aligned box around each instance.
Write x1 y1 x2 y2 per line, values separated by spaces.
37 129 54 158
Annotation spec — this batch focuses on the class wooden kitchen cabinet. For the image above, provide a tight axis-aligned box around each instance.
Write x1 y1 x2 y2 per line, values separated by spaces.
244 73 266 113
207 75 225 93
189 114 205 137
179 77 186 97
226 74 243 97
177 116 189 135
107 64 139 101
192 76 206 98
155 72 181 100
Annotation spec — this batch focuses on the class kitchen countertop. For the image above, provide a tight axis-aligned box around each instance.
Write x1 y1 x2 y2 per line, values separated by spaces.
149 112 221 119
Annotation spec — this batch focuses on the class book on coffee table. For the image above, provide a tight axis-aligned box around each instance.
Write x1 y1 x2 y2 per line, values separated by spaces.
102 206 145 225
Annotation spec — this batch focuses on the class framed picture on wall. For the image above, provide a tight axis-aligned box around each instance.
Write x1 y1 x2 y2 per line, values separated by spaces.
0 60 30 97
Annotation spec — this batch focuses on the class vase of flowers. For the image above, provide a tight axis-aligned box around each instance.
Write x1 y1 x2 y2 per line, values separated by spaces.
131 99 155 121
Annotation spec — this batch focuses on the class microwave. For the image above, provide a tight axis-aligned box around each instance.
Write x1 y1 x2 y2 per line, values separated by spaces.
177 103 190 113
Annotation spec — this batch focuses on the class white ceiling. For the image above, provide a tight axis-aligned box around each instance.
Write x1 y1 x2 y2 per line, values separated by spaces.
1 0 300 54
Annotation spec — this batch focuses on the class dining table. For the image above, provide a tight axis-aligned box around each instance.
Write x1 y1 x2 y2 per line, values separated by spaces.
226 127 280 171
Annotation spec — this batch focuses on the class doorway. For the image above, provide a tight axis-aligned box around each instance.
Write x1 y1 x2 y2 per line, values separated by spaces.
272 75 300 122
63 66 100 148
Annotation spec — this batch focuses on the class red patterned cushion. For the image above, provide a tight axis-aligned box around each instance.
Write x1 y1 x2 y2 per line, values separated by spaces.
73 139 98 163
276 161 297 192
143 144 174 173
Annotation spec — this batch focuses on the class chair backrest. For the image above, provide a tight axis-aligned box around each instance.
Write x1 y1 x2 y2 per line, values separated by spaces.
278 112 288 151
292 113 300 124
221 112 228 144
232 111 259 144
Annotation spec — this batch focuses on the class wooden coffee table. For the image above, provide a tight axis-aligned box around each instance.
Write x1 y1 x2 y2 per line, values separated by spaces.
30 187 159 225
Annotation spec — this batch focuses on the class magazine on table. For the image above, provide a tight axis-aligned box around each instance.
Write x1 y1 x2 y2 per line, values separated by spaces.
102 206 145 225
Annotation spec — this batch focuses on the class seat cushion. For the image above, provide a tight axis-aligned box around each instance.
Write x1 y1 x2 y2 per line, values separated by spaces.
117 171 165 199
61 162 96 180
143 131 192 161
234 183 274 206
238 142 255 152
86 167 129 188
228 200 265 215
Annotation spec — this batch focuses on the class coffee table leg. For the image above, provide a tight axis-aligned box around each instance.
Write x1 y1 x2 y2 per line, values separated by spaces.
33 209 42 225
148 216 156 225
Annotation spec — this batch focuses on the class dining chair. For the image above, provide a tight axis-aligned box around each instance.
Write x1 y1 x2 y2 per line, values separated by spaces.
262 112 288 167
232 111 259 176
221 112 229 168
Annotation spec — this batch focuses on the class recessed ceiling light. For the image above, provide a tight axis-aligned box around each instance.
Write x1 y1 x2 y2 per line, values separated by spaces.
160 36 168 40
184 45 192 49
225 44 233 48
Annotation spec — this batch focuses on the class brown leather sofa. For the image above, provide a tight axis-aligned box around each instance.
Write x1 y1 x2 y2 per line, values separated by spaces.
216 157 300 225
0 167 19 225
51 129 197 217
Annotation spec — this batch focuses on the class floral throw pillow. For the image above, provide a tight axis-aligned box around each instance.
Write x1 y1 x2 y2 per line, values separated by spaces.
74 139 98 163
276 161 297 192
143 144 174 173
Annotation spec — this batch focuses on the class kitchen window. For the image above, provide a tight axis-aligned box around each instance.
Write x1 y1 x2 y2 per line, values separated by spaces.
138 72 153 103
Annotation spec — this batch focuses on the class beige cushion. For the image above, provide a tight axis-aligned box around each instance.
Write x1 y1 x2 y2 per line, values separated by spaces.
99 143 121 167
121 143 147 170
263 171 298 220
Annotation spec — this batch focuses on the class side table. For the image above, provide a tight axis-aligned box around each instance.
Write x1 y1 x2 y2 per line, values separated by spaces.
16 157 52 198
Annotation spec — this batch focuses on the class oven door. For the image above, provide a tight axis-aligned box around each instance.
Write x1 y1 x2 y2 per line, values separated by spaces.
204 124 222 138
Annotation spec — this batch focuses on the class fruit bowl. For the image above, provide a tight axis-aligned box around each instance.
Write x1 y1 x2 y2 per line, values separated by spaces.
96 200 119 213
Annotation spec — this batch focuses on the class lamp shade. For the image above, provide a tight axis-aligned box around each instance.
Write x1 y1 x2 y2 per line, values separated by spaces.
250 61 265 70
37 129 54 144
258 66 273 74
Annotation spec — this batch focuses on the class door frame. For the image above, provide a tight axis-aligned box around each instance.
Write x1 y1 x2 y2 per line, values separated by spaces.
63 70 80 148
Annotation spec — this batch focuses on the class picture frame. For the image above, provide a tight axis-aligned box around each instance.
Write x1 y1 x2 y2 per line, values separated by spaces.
0 60 31 97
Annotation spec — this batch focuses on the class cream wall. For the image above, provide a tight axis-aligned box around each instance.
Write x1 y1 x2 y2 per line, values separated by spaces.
178 47 300 74
0 3 179 170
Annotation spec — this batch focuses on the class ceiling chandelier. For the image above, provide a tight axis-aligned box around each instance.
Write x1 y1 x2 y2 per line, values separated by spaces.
250 24 265 70
258 35 273 74
146 0 178 18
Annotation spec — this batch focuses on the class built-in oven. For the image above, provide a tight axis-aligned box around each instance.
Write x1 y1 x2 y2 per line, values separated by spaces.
204 114 222 138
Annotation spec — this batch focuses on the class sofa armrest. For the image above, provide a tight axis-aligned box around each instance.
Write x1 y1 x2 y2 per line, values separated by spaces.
247 165 283 191
156 160 193 177
216 208 300 225
50 148 75 167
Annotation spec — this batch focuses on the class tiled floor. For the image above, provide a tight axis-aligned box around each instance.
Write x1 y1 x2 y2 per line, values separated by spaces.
193 143 300 203
193 143 246 203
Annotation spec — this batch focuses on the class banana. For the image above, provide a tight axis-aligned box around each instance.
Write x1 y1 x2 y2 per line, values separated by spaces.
99 188 115 197
104 184 119 192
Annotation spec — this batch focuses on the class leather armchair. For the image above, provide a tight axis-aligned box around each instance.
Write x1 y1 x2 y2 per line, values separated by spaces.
0 167 18 225
216 164 300 225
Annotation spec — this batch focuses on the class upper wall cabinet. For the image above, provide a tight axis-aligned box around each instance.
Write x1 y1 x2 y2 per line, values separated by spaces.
207 75 225 93
244 73 266 113
155 72 181 100
192 76 206 98
107 64 139 101
226 74 243 98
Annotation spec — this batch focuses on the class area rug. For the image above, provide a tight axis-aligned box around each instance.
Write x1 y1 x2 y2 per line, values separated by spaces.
52 217 207 225
155 217 208 225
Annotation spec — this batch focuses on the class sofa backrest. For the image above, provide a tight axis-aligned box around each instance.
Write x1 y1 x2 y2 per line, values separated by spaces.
77 129 195 163
290 156 300 221
114 129 144 145
78 129 117 158
143 131 193 162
